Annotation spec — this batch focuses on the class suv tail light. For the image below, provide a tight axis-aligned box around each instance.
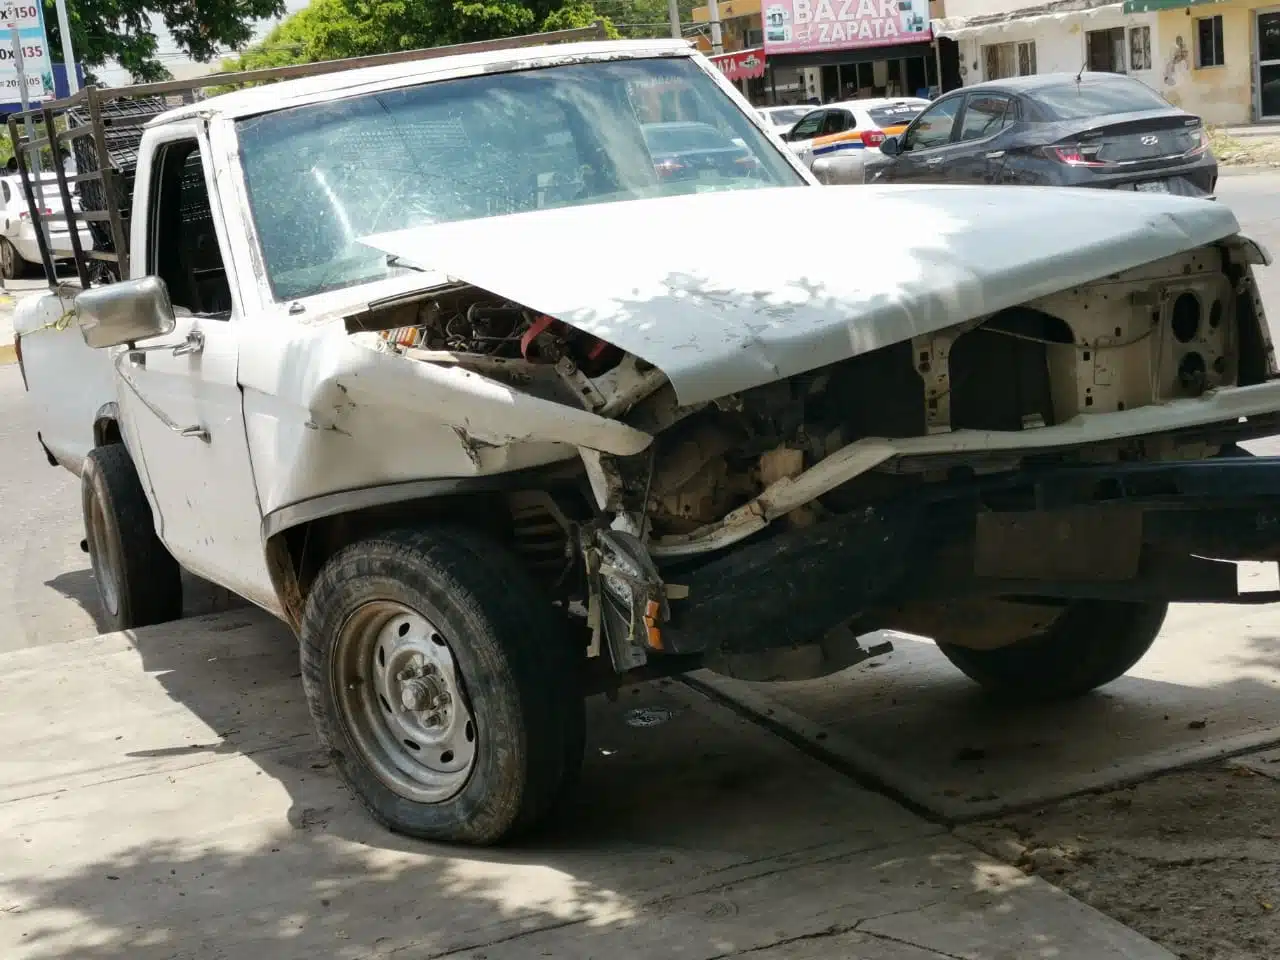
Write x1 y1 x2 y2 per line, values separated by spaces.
860 129 886 148
18 208 53 221
1045 145 1107 167
1185 127 1211 157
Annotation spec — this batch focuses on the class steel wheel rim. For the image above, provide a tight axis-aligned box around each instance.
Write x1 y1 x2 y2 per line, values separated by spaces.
332 601 477 803
87 487 120 618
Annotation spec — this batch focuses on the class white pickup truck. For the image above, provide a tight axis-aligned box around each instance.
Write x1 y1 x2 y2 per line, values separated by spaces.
14 34 1280 846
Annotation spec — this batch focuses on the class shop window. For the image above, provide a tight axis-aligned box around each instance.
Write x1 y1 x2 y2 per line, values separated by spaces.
1129 26 1152 70
983 41 1036 81
1197 15 1225 67
1087 27 1126 73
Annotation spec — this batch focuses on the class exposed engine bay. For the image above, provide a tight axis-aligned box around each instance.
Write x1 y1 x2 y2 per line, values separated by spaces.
359 242 1275 543
342 239 1280 679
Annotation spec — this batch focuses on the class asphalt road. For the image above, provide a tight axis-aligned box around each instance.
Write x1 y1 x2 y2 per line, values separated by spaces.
3 173 1280 651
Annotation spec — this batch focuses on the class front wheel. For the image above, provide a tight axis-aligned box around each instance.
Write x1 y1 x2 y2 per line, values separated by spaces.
936 599 1167 702
300 527 584 845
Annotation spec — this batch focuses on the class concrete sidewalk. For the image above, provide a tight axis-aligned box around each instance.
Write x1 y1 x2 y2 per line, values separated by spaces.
0 611 1173 959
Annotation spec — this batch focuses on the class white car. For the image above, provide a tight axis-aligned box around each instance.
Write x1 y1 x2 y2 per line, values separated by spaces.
783 97 930 182
0 174 94 279
15 38 1280 849
756 105 810 137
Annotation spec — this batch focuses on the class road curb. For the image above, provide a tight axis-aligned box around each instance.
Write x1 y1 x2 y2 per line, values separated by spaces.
0 342 15 366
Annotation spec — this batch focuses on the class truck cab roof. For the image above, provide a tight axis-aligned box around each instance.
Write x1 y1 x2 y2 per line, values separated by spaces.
149 39 696 127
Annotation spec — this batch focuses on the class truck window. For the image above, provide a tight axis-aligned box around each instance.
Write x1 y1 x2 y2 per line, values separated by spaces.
147 139 232 318
235 57 805 302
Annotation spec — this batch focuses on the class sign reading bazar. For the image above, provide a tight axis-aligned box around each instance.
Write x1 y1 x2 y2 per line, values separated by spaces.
763 0 931 55
711 47 767 82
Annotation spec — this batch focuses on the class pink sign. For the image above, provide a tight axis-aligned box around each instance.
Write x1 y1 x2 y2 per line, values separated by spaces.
763 0 931 55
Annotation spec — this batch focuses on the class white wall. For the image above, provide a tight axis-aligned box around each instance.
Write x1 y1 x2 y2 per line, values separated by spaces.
944 0 1051 21
952 10 1160 91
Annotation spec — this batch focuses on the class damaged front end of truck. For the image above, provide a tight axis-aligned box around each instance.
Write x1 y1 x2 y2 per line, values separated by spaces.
288 182 1280 687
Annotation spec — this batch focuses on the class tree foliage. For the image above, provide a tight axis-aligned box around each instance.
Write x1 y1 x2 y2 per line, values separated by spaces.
220 0 692 74
43 0 285 81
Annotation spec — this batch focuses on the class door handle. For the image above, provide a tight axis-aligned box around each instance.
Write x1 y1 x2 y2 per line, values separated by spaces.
926 157 944 165
985 150 1006 159
171 329 204 357
113 353 211 444
126 329 203 360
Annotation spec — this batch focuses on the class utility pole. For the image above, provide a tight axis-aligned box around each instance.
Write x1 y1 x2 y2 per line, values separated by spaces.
707 0 723 54
53 0 78 94
667 0 681 39
11 27 49 251
11 29 38 177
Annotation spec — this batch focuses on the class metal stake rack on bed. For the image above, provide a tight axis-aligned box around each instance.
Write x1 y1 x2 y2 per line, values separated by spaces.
5 21 610 291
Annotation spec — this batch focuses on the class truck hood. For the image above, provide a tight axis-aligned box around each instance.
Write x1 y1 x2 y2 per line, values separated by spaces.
361 184 1241 407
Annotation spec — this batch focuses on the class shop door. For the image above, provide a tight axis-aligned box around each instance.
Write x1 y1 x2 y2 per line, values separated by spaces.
1258 10 1280 118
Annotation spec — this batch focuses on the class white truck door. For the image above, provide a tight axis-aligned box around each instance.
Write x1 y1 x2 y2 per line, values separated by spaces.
114 122 281 615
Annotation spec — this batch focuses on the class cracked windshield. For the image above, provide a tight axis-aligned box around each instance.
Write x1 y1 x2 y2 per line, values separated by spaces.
235 57 802 301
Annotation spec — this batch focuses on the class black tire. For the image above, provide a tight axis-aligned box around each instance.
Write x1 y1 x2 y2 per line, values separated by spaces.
936 600 1167 702
0 238 24 280
300 526 585 845
81 443 183 632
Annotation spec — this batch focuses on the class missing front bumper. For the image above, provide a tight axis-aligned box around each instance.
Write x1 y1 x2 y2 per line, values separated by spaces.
653 455 1280 659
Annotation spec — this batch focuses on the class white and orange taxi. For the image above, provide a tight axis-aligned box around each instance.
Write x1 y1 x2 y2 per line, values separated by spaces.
783 97 930 184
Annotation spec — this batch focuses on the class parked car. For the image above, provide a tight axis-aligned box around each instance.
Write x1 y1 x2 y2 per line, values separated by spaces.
641 120 760 181
0 174 95 279
782 97 930 182
756 105 810 136
871 72 1217 195
15 39 1280 849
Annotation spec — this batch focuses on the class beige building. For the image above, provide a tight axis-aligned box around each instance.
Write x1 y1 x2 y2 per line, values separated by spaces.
1128 0 1278 123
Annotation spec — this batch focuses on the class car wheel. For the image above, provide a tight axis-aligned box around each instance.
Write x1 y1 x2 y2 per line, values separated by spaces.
0 238 24 280
300 526 585 845
936 600 1167 702
81 443 184 631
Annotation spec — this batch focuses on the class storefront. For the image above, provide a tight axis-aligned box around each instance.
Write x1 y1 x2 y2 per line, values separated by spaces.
762 0 938 101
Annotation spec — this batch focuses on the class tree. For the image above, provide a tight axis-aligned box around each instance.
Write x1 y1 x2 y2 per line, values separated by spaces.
540 1 618 37
221 0 626 73
43 0 286 82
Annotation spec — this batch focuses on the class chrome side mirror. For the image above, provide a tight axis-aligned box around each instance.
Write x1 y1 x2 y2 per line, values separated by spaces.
75 276 177 349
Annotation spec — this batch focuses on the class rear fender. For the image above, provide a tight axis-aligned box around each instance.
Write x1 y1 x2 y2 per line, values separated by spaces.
14 292 115 476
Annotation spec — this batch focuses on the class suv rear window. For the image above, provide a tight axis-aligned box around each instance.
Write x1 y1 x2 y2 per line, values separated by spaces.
867 104 924 127
1032 78 1171 120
